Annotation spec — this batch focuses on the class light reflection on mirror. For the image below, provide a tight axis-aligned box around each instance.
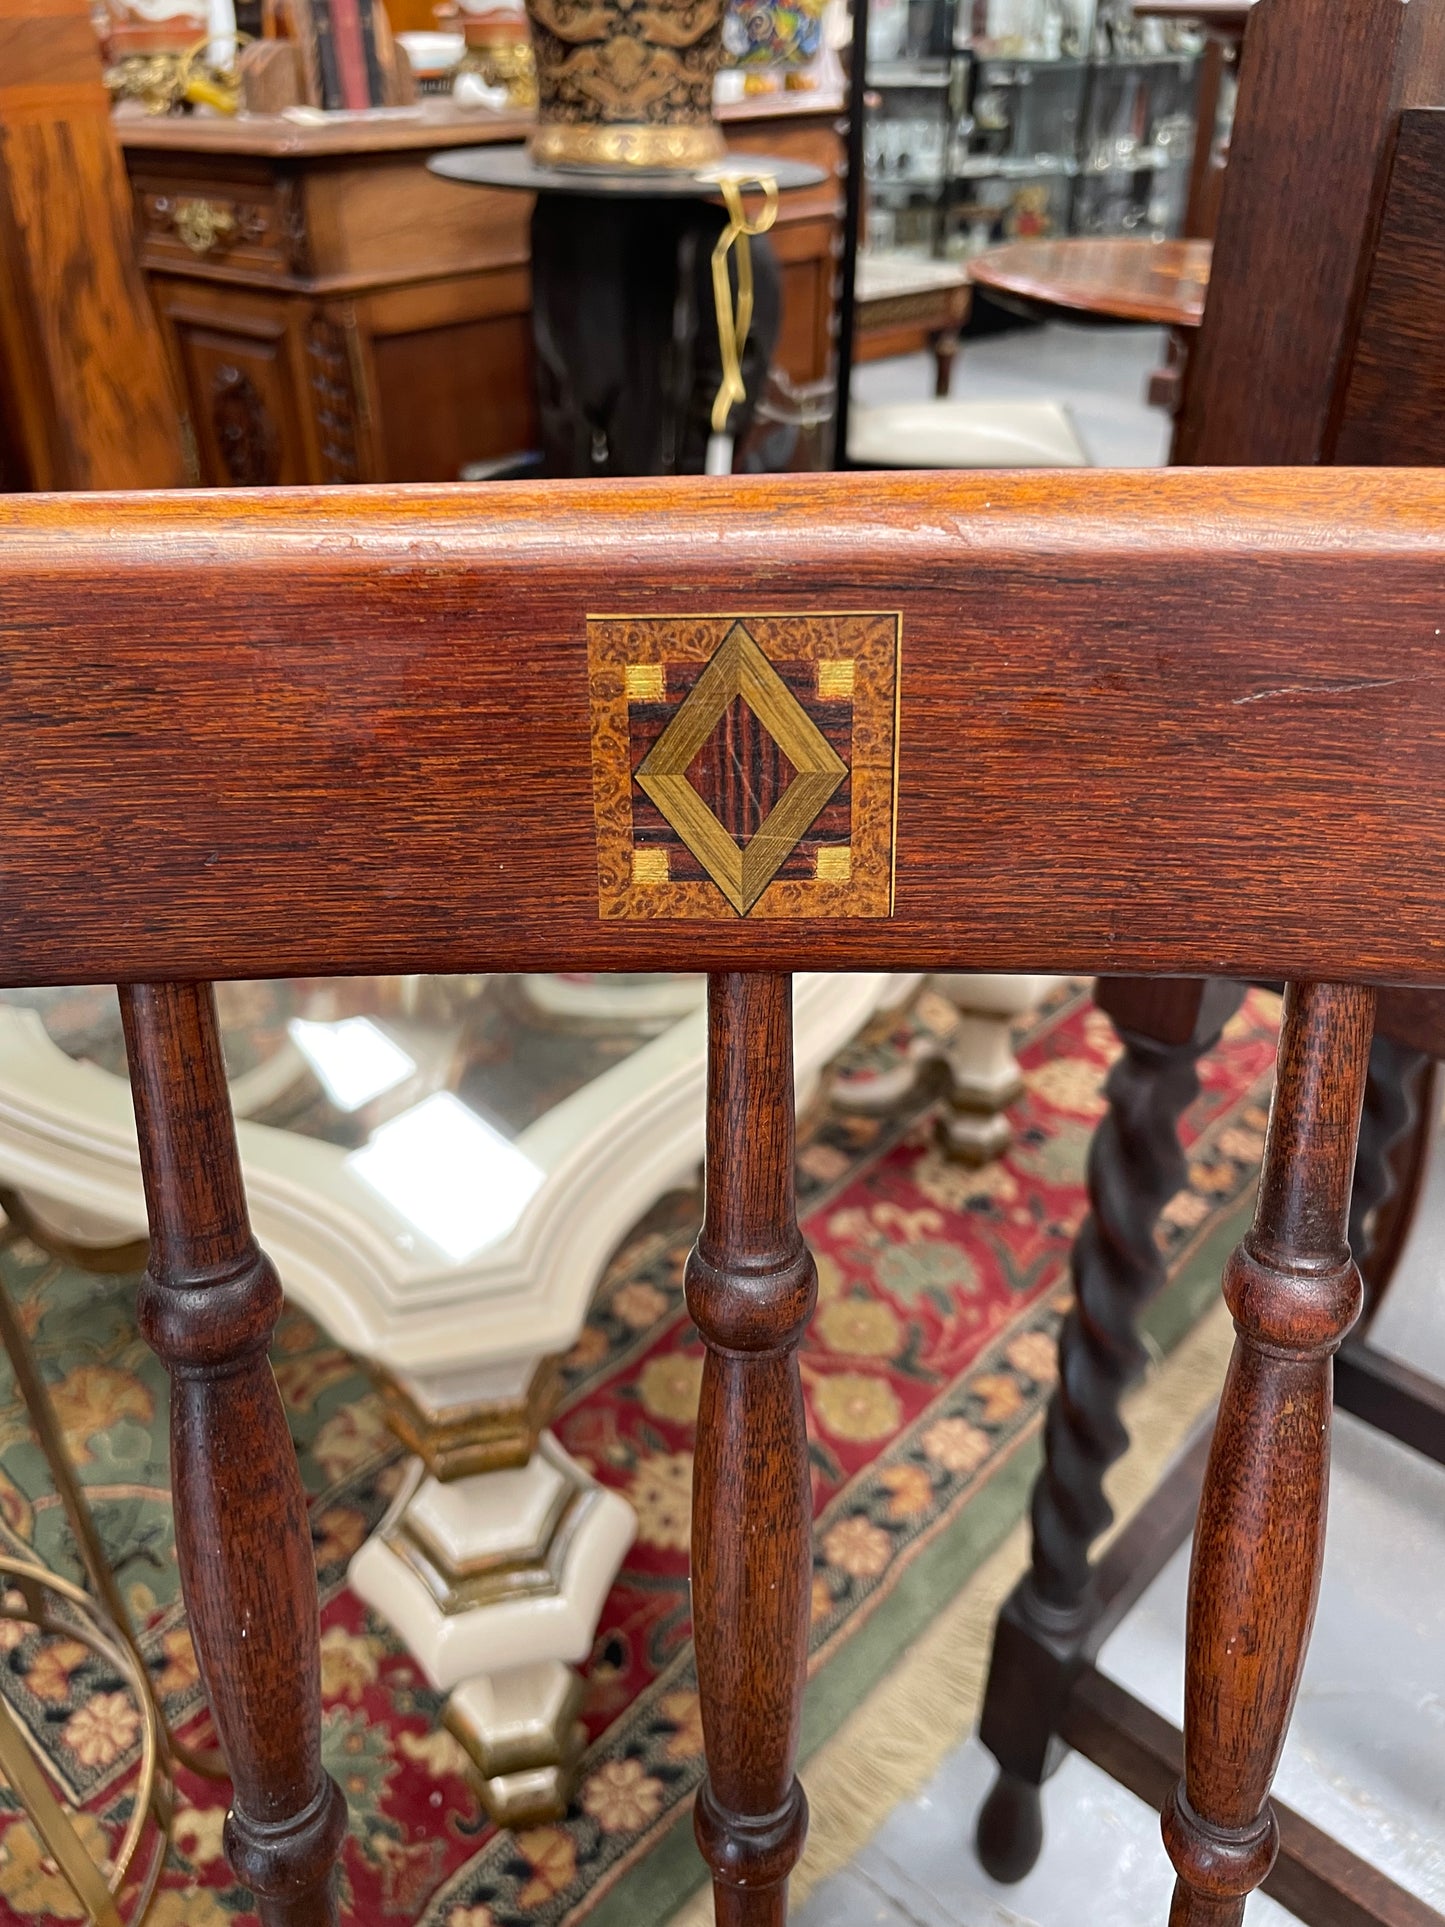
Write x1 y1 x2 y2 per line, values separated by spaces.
287 1015 417 1113
345 1091 545 1262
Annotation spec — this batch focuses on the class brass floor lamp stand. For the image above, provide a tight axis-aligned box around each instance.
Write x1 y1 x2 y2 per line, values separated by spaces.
0 1207 227 1923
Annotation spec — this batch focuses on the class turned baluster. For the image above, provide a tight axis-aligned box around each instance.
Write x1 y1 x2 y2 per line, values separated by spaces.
687 973 813 1927
977 977 1243 1879
1163 981 1375 1927
121 983 347 1927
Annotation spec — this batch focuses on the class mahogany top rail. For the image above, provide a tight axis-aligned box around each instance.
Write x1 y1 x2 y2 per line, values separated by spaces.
1 468 1442 988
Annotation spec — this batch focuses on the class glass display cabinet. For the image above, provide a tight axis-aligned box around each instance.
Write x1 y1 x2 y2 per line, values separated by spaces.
863 0 1205 260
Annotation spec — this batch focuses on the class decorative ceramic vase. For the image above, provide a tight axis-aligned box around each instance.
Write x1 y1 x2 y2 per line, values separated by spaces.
522 0 727 170
436 0 539 104
721 0 822 69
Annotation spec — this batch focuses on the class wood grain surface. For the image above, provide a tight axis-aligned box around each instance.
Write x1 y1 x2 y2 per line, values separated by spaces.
2 470 1445 986
1175 0 1445 465
969 238 1211 328
1333 109 1445 467
0 0 188 490
688 974 813 1926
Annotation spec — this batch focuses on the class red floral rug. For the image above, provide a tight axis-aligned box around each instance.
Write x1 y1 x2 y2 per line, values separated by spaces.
0 983 1280 1927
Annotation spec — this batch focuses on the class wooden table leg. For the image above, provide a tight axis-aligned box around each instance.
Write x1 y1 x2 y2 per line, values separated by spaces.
122 983 347 1927
688 973 813 1926
932 329 960 398
1162 981 1374 1927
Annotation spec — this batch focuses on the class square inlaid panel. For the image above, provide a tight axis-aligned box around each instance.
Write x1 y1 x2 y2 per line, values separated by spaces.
589 613 902 920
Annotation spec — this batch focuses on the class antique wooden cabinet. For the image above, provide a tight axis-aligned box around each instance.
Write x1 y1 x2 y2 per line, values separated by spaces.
117 97 844 486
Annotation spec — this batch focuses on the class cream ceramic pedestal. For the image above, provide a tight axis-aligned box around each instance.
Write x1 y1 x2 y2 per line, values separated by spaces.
930 974 1068 1161
350 1433 635 1821
833 974 1069 1163
0 970 899 1823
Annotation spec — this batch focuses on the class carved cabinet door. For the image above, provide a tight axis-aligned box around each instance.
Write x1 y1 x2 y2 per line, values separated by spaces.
150 279 317 487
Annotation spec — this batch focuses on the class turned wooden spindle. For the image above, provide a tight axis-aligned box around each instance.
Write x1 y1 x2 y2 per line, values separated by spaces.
1162 981 1375 1927
687 973 814 1927
121 983 347 1927
977 978 1242 1881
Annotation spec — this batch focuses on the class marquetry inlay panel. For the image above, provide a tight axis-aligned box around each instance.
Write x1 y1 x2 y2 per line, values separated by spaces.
589 613 901 920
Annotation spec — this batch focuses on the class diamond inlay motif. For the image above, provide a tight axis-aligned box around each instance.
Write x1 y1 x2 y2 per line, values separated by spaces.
635 623 847 915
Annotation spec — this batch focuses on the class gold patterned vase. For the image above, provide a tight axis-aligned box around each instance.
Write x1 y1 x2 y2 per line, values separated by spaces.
524 0 727 169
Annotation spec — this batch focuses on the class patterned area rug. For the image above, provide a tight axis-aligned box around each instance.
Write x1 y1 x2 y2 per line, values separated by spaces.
0 984 1280 1927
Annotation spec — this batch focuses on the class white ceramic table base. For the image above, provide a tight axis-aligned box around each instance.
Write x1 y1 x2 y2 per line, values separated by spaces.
447 1661 587 1825
349 1432 635 1824
833 974 1071 1163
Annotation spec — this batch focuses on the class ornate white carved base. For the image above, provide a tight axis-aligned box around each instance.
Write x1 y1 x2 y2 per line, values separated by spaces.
348 1432 634 1825
832 974 1070 1164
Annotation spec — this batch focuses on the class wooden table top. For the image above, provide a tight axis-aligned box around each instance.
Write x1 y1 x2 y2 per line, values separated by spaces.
968 237 1212 328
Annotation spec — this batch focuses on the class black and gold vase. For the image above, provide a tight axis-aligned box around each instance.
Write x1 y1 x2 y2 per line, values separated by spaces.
523 0 727 168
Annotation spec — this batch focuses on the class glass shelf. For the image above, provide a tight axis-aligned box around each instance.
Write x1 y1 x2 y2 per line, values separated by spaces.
863 7 1204 251
869 60 952 87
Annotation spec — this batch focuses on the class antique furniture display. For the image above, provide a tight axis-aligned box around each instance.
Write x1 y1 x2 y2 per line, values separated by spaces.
0 968 898 1823
1 465 1443 1927
98 0 248 117
1135 1 1254 241
836 0 1090 475
115 94 842 485
966 230 1209 423
973 1 1445 1914
432 0 537 106
428 145 822 474
0 0 188 491
435 0 825 484
834 973 1070 1163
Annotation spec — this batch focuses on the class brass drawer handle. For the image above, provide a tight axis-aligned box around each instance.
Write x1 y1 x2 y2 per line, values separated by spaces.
145 194 269 256
173 198 237 255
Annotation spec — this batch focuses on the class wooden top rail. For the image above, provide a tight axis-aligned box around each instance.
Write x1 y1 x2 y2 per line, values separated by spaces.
1 468 1442 987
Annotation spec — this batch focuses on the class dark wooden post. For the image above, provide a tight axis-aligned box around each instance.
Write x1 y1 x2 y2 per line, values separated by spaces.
1349 1034 1432 1320
687 973 813 1927
1173 0 1445 468
976 977 1242 1880
1162 981 1375 1927
121 983 347 1927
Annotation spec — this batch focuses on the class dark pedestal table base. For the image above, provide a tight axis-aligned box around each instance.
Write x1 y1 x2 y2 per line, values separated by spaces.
430 147 822 478
530 194 779 478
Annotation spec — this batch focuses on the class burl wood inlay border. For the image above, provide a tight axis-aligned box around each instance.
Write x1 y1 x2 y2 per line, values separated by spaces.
589 612 902 921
